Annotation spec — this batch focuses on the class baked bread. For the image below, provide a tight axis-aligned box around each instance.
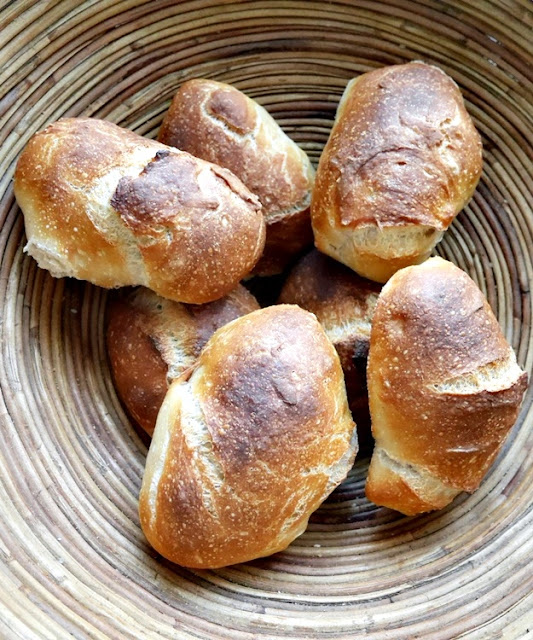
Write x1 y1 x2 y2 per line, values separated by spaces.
365 257 527 515
139 305 357 568
311 62 483 283
278 249 381 445
158 79 315 276
14 117 265 303
106 284 259 436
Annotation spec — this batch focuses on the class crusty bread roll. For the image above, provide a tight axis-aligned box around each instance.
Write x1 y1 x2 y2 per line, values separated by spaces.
14 117 265 303
278 249 380 444
107 284 259 436
139 305 357 568
365 257 527 515
158 79 315 276
312 62 483 283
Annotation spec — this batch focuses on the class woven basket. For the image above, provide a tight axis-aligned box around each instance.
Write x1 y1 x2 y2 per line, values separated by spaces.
0 1 532 638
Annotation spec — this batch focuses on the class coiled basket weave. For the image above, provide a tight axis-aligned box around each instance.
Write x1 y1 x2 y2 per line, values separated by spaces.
0 1 532 638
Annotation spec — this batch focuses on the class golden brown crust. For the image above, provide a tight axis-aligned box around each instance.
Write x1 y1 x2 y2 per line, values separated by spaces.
158 79 315 275
312 62 483 282
106 285 259 436
331 244 436 286
14 117 265 303
278 249 381 441
139 305 357 568
106 294 170 436
14 118 140 286
366 257 527 514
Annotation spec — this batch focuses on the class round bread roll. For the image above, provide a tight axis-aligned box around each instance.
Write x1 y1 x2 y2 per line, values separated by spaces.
158 79 315 276
312 62 483 283
139 305 357 568
278 249 381 445
106 284 259 436
365 257 528 516
14 117 265 303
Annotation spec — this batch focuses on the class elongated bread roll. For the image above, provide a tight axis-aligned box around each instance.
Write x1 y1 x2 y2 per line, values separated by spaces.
278 249 380 445
158 79 315 275
312 62 483 283
106 284 259 436
139 305 357 568
14 118 265 303
365 257 527 515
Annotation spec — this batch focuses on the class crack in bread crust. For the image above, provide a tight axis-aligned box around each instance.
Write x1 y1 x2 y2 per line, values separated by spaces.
178 375 226 519
429 353 524 395
377 447 458 497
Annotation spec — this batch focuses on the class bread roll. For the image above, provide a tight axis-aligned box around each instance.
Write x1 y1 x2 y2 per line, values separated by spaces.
106 284 259 436
312 62 483 283
14 117 265 303
139 305 357 568
278 249 380 444
158 79 315 276
365 257 527 515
